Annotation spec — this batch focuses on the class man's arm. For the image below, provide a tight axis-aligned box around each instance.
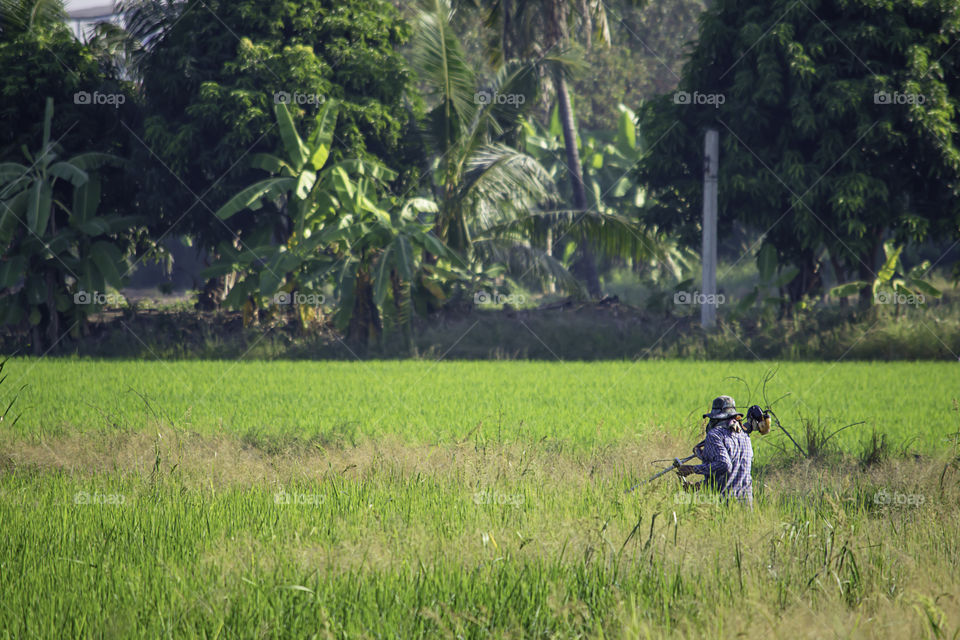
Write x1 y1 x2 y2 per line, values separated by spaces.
691 429 731 480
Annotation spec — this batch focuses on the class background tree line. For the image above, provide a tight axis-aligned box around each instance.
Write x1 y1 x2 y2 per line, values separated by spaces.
1 0 958 354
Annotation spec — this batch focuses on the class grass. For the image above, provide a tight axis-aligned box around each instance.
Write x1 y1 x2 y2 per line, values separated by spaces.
1 359 958 638
1 431 958 638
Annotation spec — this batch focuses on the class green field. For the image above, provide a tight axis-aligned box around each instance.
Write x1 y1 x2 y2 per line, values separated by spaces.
5 359 959 451
1 359 958 638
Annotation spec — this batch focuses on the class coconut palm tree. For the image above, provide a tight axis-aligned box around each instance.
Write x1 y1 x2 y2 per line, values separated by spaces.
0 0 66 35
468 0 613 297
412 0 581 292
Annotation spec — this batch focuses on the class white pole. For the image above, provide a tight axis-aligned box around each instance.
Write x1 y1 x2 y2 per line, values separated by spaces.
701 129 719 329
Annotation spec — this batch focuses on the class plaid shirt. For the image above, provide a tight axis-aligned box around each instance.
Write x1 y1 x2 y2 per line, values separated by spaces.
693 420 753 504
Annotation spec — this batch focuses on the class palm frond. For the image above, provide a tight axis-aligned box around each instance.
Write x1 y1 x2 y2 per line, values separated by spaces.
459 143 556 231
0 0 66 35
411 0 478 153
471 236 583 294
116 0 186 73
477 59 540 137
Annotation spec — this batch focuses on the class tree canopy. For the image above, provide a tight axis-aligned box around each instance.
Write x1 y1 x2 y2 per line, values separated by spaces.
128 0 422 250
636 0 960 301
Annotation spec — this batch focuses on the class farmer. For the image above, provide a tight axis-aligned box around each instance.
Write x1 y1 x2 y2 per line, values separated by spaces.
677 395 755 504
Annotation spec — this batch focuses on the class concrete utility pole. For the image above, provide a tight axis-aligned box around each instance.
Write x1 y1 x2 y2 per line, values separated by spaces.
701 129 719 329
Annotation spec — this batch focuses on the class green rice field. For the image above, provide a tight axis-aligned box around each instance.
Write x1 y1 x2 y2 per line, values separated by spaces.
1 358 958 638
4 359 958 450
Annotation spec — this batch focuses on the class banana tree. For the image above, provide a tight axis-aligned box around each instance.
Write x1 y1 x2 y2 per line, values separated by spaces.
208 99 467 349
734 243 801 314
320 192 468 349
208 100 390 311
0 97 137 352
830 241 941 311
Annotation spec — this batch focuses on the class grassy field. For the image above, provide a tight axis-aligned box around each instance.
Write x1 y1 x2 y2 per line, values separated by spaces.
1 358 958 638
3 359 959 452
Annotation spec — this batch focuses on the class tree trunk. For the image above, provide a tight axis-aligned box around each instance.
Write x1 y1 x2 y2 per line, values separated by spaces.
785 251 822 304
195 276 226 311
391 268 415 356
555 71 601 298
502 0 514 61
44 267 59 349
347 269 382 350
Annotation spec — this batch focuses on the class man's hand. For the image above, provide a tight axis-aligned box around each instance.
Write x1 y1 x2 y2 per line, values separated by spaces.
747 405 765 422
676 465 698 477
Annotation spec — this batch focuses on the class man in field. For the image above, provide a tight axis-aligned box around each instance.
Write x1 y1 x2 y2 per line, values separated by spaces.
677 395 756 504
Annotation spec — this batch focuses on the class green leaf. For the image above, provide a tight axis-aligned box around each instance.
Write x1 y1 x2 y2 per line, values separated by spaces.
48 162 88 188
72 173 101 222
69 152 122 172
616 104 637 152
25 180 41 235
373 245 392 306
774 267 800 287
334 260 358 331
258 254 287 296
757 244 777 282
877 244 903 283
249 153 293 176
26 275 47 306
307 100 339 171
274 102 309 170
76 217 112 236
420 275 446 301
736 287 759 311
830 282 868 297
395 235 413 281
90 241 126 287
0 256 26 289
214 178 296 219
909 279 941 297
295 170 316 200
200 263 237 279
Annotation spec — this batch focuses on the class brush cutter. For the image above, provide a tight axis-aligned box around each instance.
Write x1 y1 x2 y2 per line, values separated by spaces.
624 452 699 493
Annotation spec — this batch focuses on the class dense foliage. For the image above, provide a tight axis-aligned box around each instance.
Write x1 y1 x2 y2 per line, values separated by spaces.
637 0 960 303
1 0 959 351
127 0 421 251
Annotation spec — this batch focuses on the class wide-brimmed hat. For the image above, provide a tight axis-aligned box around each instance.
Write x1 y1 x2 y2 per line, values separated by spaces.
703 395 743 420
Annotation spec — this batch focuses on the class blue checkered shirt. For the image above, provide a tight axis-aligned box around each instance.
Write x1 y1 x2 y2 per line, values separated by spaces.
693 420 754 504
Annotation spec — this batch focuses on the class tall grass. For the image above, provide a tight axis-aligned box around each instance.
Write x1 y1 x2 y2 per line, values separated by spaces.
1 430 957 638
